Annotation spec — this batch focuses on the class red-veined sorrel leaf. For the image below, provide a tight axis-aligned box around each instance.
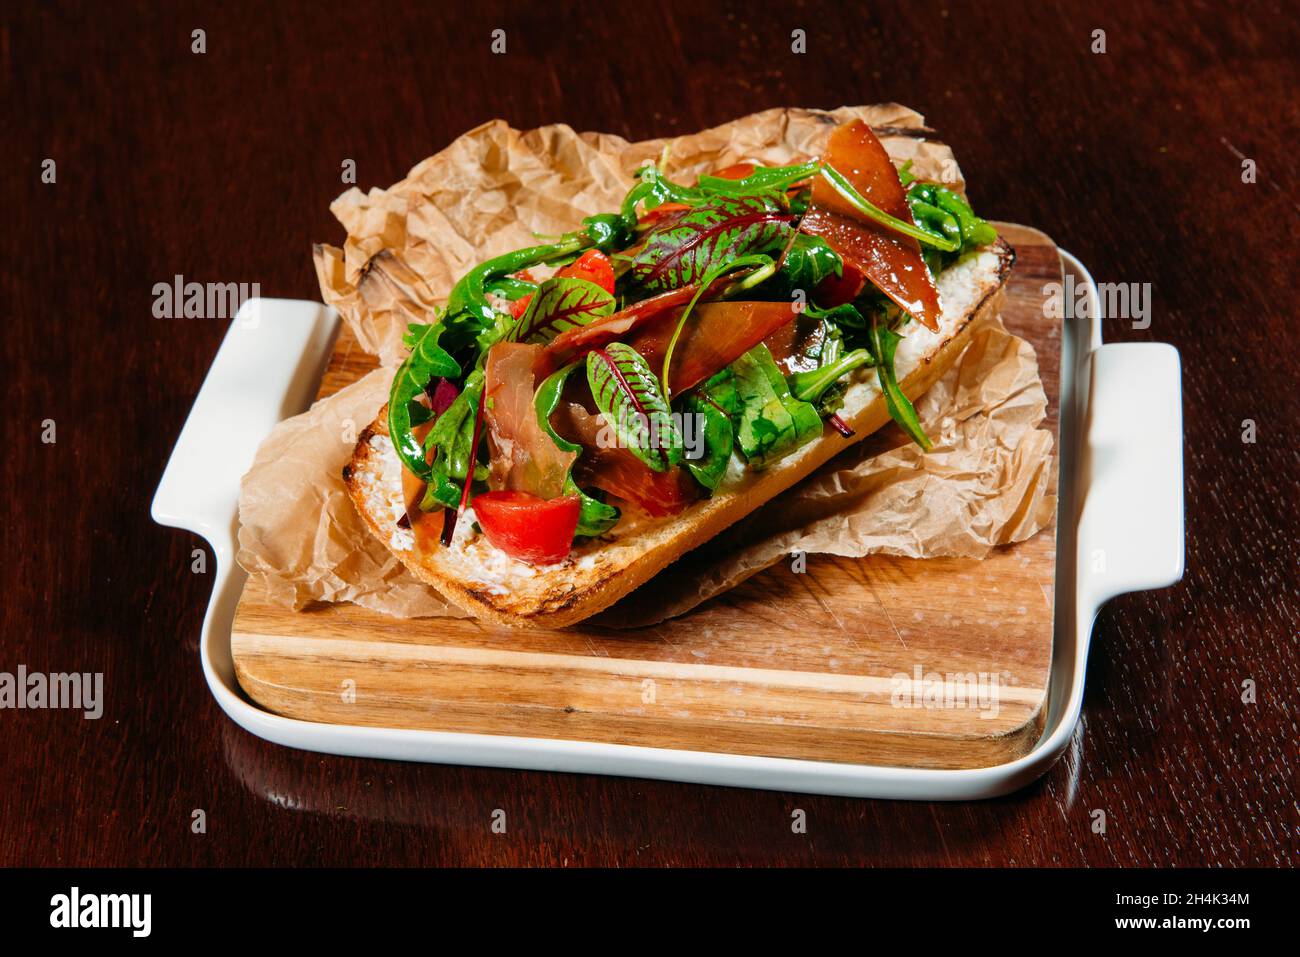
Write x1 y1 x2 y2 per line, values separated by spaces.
628 196 794 294
506 276 614 345
586 343 683 472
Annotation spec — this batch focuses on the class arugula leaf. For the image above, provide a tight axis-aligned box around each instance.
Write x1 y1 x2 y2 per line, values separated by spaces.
587 343 684 472
438 217 627 350
788 348 876 404
696 161 820 197
621 160 817 219
484 275 537 301
620 165 707 220
869 317 932 451
684 369 739 491
729 344 823 469
907 198 963 251
443 235 589 339
507 277 614 345
627 196 794 294
907 183 998 249
818 163 960 253
534 362 621 536
388 321 462 480
581 213 635 253
805 300 869 330
415 370 488 510
777 233 843 293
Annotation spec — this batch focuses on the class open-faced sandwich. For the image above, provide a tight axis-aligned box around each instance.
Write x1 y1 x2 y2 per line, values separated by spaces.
343 119 1014 627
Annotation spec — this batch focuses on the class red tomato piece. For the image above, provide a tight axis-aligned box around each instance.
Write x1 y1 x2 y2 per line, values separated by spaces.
471 490 580 565
813 259 866 307
637 202 692 227
556 249 615 294
506 268 537 319
508 293 533 319
711 162 756 180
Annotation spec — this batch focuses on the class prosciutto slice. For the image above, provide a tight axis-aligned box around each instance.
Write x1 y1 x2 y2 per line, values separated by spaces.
483 342 575 500
551 399 696 518
625 300 800 396
801 120 942 331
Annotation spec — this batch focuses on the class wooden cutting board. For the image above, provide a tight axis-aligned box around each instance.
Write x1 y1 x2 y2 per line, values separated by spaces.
232 223 1061 771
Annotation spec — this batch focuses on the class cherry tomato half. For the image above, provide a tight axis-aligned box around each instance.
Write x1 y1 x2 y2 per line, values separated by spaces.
711 162 756 180
471 491 580 565
508 294 533 319
813 259 866 307
507 268 537 319
636 202 692 227
556 249 615 294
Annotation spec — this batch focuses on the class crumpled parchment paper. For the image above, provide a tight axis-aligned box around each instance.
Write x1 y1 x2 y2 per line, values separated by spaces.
236 104 1055 624
236 368 467 618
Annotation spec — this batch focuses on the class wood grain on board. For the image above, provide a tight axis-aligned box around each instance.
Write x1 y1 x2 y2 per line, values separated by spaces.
230 223 1062 770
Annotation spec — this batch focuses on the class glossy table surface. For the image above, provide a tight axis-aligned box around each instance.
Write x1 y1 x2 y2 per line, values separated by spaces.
3 0 1297 866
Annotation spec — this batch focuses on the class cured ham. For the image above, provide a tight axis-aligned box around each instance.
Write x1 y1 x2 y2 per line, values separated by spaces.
801 120 942 331
483 342 575 500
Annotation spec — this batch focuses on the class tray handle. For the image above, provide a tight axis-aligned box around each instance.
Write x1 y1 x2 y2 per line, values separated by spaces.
151 299 340 555
1077 341 1185 610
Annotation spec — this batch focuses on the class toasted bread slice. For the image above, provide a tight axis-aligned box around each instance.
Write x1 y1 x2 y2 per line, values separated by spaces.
344 240 1015 628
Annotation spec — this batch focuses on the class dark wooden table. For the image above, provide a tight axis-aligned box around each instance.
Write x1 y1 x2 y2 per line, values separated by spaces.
4 0 1297 867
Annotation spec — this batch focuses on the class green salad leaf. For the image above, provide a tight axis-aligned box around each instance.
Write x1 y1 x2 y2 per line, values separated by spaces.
483 275 537 301
788 347 876 404
387 321 462 480
507 276 615 345
907 183 998 249
587 343 684 472
534 362 620 537
621 164 707 219
416 369 488 510
695 161 820 197
869 317 932 451
776 234 843 294
626 196 794 294
683 369 739 491
444 234 590 335
729 344 823 468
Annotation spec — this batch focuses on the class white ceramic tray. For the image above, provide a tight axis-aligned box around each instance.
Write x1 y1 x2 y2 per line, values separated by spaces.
151 251 1184 799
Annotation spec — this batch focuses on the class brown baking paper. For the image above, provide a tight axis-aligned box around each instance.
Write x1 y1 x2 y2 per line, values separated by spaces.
236 368 468 617
237 105 1054 623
